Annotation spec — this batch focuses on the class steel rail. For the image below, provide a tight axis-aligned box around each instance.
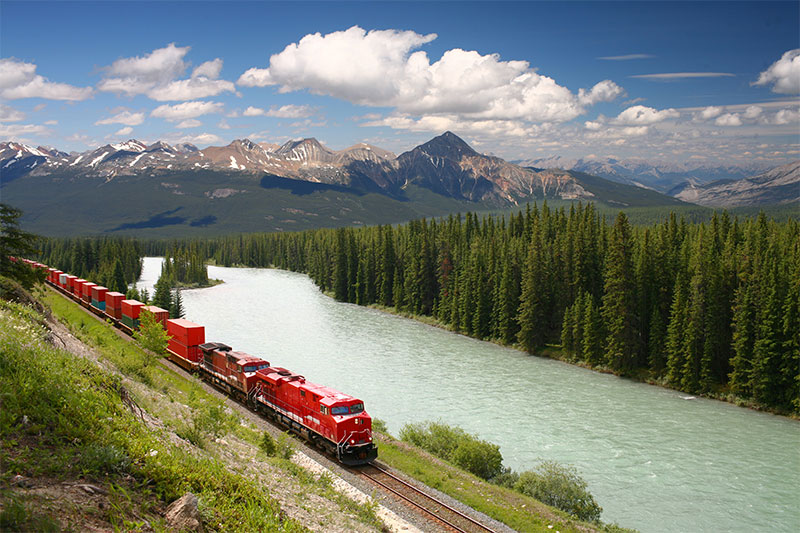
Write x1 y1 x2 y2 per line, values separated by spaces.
359 463 497 533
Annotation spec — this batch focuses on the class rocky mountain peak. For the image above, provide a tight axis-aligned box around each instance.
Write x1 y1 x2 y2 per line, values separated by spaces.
230 139 260 152
174 143 199 153
416 131 477 160
276 138 336 164
146 141 176 153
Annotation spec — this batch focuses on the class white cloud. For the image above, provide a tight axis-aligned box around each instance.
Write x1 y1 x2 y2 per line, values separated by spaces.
614 105 679 125
363 113 539 138
151 101 223 121
239 26 612 124
754 49 800 94
98 44 234 100
584 120 603 131
630 72 734 80
192 59 223 79
217 119 231 130
163 132 224 146
0 58 93 101
0 105 25 122
95 110 145 126
0 122 51 138
44 120 57 125
177 119 202 128
243 104 315 118
715 113 742 126
577 80 625 106
773 108 800 125
147 77 235 101
115 126 133 136
743 105 763 119
693 106 723 122
99 43 188 96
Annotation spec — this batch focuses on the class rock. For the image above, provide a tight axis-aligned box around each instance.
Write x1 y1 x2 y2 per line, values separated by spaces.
11 474 31 488
165 492 203 532
76 483 107 495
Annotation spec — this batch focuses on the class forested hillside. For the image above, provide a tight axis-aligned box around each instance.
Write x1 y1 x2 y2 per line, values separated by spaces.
36 237 143 294
197 204 799 414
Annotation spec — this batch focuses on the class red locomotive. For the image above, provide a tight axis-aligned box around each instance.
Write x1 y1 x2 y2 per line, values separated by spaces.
197 341 377 464
26 257 378 465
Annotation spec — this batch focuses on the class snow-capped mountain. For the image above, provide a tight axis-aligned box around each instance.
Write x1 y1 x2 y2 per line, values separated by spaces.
2 134 681 207
519 155 777 193
671 160 800 207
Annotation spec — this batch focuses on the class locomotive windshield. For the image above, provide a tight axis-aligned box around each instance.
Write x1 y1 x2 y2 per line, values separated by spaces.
350 403 364 414
331 405 349 415
243 363 270 373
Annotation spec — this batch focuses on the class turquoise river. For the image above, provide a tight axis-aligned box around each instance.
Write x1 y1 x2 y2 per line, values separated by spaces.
138 258 799 532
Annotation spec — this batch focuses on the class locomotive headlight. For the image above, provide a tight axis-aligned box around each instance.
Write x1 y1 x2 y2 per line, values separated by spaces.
350 439 355 444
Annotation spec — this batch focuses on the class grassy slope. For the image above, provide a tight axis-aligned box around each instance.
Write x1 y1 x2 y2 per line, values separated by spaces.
0 287 386 532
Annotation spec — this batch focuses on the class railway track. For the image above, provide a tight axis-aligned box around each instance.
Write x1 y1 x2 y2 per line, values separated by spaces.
46 282 501 533
356 462 498 533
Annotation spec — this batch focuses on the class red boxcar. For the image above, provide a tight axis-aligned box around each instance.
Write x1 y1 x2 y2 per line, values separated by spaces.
82 282 96 303
167 319 205 346
73 279 86 298
166 319 205 370
141 305 169 326
105 292 125 319
121 299 144 320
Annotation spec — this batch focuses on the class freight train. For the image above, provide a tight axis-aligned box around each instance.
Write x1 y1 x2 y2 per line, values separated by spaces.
18 258 378 465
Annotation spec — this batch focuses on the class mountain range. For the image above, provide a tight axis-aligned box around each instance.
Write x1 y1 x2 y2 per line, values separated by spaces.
518 155 778 193
669 160 800 207
1 132 793 236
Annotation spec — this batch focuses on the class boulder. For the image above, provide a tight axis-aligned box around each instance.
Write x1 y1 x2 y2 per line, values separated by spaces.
165 492 203 532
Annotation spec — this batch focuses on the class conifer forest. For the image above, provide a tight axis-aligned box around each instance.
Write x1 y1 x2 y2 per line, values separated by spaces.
199 204 799 415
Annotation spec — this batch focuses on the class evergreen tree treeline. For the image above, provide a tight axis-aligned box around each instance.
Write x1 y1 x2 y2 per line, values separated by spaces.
36 237 142 293
191 204 798 414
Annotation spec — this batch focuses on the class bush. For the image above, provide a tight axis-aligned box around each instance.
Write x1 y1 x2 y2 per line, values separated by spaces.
399 420 503 480
452 438 503 480
260 432 277 456
276 432 295 460
133 310 168 365
514 461 602 522
371 418 388 433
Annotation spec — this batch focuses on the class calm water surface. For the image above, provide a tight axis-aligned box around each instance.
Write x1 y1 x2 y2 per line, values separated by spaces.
139 258 800 532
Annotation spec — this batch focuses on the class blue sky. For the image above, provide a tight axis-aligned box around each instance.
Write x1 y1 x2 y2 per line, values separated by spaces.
1 1 798 164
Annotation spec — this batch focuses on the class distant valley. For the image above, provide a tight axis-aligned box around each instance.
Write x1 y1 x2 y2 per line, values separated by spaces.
1 132 795 237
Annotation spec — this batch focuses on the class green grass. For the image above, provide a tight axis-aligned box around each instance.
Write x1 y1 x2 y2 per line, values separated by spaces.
0 292 307 531
375 433 617 533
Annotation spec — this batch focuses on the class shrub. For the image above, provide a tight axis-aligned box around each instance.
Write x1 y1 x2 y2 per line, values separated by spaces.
276 432 295 460
260 432 277 456
371 418 388 433
514 461 602 522
452 438 503 480
399 420 503 480
133 309 168 365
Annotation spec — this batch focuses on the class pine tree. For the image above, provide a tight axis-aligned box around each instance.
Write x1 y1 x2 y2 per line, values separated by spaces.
170 288 185 319
517 226 550 353
601 213 639 374
582 295 604 366
0 203 44 289
152 274 172 309
109 258 127 293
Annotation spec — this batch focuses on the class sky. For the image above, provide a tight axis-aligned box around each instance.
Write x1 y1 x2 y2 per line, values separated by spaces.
1 0 798 164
